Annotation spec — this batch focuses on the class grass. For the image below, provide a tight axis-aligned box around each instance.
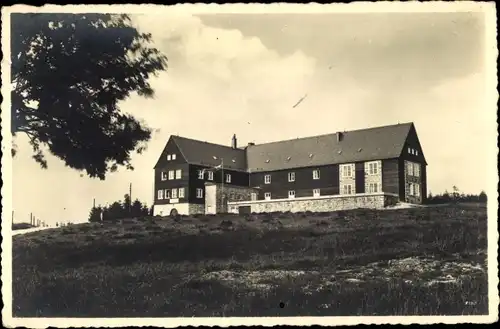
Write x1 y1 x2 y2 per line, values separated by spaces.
12 203 488 317
12 223 36 230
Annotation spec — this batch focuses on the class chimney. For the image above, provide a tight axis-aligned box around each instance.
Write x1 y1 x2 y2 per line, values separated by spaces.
247 142 255 147
336 132 343 142
231 134 237 149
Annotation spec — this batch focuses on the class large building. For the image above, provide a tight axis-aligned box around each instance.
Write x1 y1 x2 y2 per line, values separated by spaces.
152 122 427 216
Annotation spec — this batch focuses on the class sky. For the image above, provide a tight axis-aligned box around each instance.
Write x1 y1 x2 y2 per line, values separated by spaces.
10 9 496 225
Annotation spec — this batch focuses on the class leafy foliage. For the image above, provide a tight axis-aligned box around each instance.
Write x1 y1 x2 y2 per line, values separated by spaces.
88 194 151 222
11 13 167 179
88 206 103 223
427 188 487 204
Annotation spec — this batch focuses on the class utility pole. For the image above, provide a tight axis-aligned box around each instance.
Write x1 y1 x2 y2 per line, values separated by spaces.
12 210 14 226
30 213 33 226
93 198 96 208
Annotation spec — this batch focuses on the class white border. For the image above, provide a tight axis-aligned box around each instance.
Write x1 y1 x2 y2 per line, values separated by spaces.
1 2 498 327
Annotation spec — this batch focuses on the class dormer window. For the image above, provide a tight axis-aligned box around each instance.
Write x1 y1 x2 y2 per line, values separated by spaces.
286 156 291 161
265 159 270 163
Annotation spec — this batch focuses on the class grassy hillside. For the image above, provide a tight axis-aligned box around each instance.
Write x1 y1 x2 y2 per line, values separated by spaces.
12 203 488 317
12 223 35 230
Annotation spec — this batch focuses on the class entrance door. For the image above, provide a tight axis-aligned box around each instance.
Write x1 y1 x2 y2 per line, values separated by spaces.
205 185 217 214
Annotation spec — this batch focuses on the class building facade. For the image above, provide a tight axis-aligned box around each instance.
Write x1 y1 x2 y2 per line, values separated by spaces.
152 123 427 215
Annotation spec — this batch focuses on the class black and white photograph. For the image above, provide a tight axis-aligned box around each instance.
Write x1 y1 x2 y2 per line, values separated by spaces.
1 2 498 327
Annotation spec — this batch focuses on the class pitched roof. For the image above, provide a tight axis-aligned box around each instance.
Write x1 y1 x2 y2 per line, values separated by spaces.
171 135 247 171
246 123 414 172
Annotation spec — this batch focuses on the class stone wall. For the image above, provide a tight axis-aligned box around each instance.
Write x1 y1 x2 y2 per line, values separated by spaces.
339 163 356 194
188 203 204 215
404 160 423 204
228 193 399 214
364 160 383 193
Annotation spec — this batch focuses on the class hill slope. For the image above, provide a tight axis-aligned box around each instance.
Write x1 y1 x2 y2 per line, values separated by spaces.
12 203 488 317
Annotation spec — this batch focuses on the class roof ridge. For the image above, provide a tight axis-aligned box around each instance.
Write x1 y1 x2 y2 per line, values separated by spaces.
250 122 413 147
172 135 243 151
170 135 190 164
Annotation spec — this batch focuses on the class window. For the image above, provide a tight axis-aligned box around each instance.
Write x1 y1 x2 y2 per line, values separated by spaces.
198 170 204 179
313 189 320 197
340 164 354 178
178 188 185 198
157 190 164 200
288 172 295 182
414 163 421 177
168 170 175 180
409 183 420 197
288 190 296 199
416 150 419 156
207 171 214 181
408 147 411 154
367 161 379 175
251 193 257 201
161 171 168 181
264 192 271 200
172 154 176 160
167 154 171 161
341 184 354 195
175 169 182 179
368 183 379 193
264 175 271 184
313 170 320 180
165 189 171 199
171 188 178 199
407 162 414 176
196 188 204 198
226 174 231 183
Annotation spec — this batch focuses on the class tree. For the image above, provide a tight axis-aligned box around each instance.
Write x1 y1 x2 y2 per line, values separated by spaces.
452 185 460 200
478 190 487 203
88 206 102 222
106 201 125 220
131 199 144 217
11 13 167 179
123 194 132 215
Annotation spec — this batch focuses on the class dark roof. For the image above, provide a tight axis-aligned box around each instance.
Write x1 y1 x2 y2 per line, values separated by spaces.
164 122 417 173
246 123 414 172
171 135 247 171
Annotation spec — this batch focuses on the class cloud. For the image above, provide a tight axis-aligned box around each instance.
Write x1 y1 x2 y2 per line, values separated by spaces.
200 12 484 91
